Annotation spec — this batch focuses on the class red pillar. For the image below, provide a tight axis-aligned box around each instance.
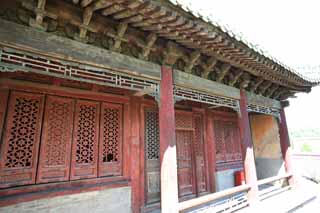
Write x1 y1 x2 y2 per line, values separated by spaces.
238 90 259 204
279 104 295 185
130 97 141 213
159 66 179 213
205 109 216 193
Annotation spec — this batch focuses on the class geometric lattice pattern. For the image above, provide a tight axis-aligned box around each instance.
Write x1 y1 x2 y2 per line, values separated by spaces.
5 96 41 168
44 99 72 166
75 104 97 164
176 112 193 129
145 110 159 160
102 106 121 163
214 119 242 163
174 86 239 110
214 120 225 163
0 48 158 92
193 115 203 156
247 104 280 118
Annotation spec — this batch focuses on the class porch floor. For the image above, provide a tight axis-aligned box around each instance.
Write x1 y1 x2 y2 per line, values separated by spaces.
236 177 319 213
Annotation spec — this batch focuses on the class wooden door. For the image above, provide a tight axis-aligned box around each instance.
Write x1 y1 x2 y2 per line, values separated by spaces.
37 96 75 183
176 130 195 198
193 114 207 194
144 109 161 204
0 91 44 188
70 100 100 180
175 111 196 198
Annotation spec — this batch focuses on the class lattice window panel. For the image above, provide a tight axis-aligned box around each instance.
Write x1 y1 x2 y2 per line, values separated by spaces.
0 91 44 188
175 112 193 129
174 86 239 109
71 100 100 180
0 48 159 92
37 96 74 183
247 104 280 118
145 110 160 160
214 120 226 163
99 103 123 177
214 119 242 163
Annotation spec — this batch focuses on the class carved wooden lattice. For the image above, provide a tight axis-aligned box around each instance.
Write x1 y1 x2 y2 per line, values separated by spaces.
145 110 160 160
99 103 123 177
0 91 44 188
37 96 74 183
214 120 226 163
193 114 207 193
71 100 100 180
213 117 242 165
145 109 160 204
176 130 195 197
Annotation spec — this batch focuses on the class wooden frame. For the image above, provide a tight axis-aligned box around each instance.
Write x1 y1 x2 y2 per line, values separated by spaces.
0 76 132 199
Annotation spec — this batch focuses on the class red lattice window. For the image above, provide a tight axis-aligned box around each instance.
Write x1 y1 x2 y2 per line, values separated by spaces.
175 112 193 129
213 117 242 164
71 100 100 180
99 103 123 177
0 91 44 188
37 96 75 183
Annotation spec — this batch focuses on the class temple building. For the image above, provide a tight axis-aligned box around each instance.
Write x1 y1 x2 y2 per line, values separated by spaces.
0 0 318 212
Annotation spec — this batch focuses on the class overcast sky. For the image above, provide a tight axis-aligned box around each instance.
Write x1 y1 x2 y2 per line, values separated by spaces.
179 0 320 129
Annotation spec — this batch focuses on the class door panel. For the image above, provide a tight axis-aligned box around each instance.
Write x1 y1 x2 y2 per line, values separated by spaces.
99 102 123 177
176 130 195 197
70 100 100 180
145 109 160 204
0 91 44 188
37 96 75 183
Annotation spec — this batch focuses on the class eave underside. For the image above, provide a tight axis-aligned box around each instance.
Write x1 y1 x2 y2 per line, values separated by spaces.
0 0 315 100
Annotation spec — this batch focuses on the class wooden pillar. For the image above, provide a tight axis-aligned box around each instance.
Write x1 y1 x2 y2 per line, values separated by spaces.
205 109 216 193
130 97 141 213
279 103 295 185
159 66 179 213
238 90 259 204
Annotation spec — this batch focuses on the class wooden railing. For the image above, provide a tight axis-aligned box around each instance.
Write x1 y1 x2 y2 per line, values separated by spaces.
178 184 251 212
257 173 292 201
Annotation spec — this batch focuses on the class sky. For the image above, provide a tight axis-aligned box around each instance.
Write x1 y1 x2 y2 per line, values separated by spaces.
179 0 320 130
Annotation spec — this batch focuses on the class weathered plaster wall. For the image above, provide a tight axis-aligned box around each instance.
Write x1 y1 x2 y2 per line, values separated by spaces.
215 168 242 191
0 187 131 213
250 114 285 180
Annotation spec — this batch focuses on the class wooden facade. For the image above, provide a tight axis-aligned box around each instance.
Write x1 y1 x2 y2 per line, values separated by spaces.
0 0 318 212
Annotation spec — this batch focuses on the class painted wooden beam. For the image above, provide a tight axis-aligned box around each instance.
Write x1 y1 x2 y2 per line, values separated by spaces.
0 18 161 80
133 85 157 96
279 104 295 185
238 90 259 205
159 66 179 213
173 69 240 100
245 91 281 109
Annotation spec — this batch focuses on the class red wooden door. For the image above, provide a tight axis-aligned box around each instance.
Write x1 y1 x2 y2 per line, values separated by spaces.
37 96 75 183
0 91 44 188
175 111 196 198
70 100 100 180
99 102 123 177
176 130 195 197
193 114 207 194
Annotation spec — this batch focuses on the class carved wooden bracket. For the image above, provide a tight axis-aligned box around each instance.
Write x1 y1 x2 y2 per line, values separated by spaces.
162 42 184 66
184 51 201 74
200 57 217 79
22 0 58 31
216 64 231 83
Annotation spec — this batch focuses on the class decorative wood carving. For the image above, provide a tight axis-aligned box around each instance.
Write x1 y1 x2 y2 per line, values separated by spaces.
37 96 75 183
71 100 100 180
99 102 123 177
0 91 44 188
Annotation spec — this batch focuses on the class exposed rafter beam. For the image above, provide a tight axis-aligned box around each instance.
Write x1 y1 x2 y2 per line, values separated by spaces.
200 57 217 79
229 70 243 86
184 51 201 73
217 64 231 83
